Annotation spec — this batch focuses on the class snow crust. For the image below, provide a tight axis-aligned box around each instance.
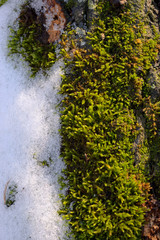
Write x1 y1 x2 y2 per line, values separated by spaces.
0 0 68 239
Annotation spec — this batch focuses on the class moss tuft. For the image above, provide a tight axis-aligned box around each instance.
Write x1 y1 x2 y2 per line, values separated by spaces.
58 0 160 239
0 0 8 7
8 2 57 77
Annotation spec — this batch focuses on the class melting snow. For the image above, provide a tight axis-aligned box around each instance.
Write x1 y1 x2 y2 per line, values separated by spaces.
0 0 68 239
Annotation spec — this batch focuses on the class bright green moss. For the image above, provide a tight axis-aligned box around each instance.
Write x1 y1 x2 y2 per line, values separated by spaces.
8 3 57 77
59 1 160 239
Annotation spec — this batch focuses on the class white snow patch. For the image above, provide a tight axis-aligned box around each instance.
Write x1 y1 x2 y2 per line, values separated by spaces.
30 0 45 12
0 0 68 239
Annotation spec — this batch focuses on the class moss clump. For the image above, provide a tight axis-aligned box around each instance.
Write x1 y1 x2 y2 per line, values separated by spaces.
8 2 57 77
64 0 76 11
5 183 17 207
0 0 8 7
59 1 159 239
38 157 54 168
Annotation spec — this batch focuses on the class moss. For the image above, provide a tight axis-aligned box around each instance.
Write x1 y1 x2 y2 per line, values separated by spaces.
58 1 160 238
65 0 76 10
5 183 17 207
8 2 57 77
0 0 8 7
38 157 54 168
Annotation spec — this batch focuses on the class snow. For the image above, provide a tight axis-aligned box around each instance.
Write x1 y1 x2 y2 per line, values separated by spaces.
0 0 68 239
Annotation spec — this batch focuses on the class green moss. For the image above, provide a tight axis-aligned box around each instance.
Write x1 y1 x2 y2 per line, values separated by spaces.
38 157 54 168
8 3 57 77
0 0 8 7
64 0 77 11
139 139 150 168
59 1 159 239
5 183 17 207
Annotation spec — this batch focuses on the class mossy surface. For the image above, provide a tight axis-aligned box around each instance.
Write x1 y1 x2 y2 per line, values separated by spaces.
5 183 17 207
64 0 76 11
59 1 160 239
0 0 8 7
8 2 57 77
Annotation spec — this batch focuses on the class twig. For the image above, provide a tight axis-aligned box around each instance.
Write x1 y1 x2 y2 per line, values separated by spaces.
3 180 10 205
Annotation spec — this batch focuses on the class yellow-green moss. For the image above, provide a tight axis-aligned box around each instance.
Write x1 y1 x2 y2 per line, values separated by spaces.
8 2 57 77
59 1 160 239
0 0 8 7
